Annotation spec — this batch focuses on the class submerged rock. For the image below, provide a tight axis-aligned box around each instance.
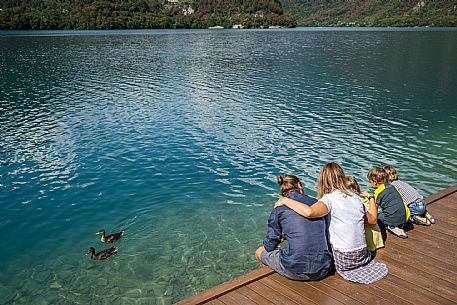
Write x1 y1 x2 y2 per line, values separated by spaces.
0 284 15 304
33 270 52 283
124 288 143 298
34 295 48 305
50 281 62 289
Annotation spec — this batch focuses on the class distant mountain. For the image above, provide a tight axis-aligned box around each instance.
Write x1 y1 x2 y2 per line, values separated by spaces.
280 0 457 27
0 0 296 30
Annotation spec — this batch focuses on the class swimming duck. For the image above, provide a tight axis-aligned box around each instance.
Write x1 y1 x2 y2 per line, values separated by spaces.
96 229 124 243
86 246 118 260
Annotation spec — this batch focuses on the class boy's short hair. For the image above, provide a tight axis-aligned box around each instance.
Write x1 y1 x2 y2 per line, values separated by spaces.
367 167 388 184
383 165 398 182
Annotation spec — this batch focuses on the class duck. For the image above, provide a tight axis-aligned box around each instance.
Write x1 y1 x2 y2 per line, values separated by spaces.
96 229 124 243
86 246 118 260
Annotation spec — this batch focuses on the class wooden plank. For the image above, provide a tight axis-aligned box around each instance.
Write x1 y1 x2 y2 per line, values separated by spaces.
320 275 398 305
422 203 456 220
237 286 277 305
372 274 442 305
383 238 457 274
372 279 431 305
380 273 455 305
206 300 225 305
440 192 457 206
416 224 457 243
257 276 316 305
175 267 274 305
377 255 457 302
428 204 457 219
217 289 259 305
426 184 457 204
413 213 457 237
245 280 301 305
394 235 456 262
384 236 456 266
425 200 450 215
432 194 457 205
269 273 346 305
306 280 364 305
407 225 457 244
377 245 457 279
408 223 457 243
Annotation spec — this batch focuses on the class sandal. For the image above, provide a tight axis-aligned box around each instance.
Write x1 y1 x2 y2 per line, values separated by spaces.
411 215 431 226
425 211 435 224
387 225 408 239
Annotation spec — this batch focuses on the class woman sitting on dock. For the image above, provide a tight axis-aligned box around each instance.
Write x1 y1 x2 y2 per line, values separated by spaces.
255 175 333 281
275 163 388 284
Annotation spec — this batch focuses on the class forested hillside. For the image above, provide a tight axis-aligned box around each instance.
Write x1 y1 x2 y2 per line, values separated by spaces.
280 0 457 27
0 0 296 30
1 0 455 29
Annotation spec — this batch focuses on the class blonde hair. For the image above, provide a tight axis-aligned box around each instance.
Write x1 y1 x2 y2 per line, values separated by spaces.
317 162 351 198
383 165 398 182
345 176 361 194
367 167 388 184
277 175 302 197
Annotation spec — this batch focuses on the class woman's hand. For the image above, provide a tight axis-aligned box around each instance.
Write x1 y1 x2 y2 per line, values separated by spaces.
360 190 371 198
275 197 286 208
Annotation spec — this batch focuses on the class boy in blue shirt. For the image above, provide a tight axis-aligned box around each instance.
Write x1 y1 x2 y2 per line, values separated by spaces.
255 175 332 281
367 167 409 239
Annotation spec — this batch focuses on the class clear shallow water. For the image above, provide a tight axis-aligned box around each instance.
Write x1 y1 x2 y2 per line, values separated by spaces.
1 28 456 304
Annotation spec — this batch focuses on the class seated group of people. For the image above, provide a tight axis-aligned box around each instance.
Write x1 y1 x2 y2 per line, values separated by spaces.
255 162 434 284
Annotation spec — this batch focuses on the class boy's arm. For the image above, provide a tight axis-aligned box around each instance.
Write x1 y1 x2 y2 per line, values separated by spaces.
361 191 378 225
275 197 328 218
263 209 282 252
364 196 378 225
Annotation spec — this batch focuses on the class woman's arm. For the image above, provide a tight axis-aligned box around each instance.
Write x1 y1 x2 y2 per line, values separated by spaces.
275 197 329 218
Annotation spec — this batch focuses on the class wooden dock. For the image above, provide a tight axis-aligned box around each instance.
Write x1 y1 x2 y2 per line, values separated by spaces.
175 184 457 305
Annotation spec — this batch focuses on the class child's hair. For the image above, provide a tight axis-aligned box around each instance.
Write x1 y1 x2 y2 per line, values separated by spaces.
345 176 361 194
383 165 398 182
317 162 351 198
367 167 388 184
277 175 302 197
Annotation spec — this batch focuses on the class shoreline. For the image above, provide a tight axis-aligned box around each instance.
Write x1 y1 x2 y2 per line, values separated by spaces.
1 26 457 36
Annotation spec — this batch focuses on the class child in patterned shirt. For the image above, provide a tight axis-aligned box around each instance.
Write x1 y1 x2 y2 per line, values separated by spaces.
383 165 435 226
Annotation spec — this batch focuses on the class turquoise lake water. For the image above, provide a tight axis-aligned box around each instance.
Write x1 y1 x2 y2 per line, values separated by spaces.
1 28 456 304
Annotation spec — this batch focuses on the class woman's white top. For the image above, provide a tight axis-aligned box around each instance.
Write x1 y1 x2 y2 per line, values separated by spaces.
320 190 367 251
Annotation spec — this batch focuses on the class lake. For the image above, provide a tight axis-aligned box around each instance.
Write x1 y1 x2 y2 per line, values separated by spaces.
1 28 456 304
